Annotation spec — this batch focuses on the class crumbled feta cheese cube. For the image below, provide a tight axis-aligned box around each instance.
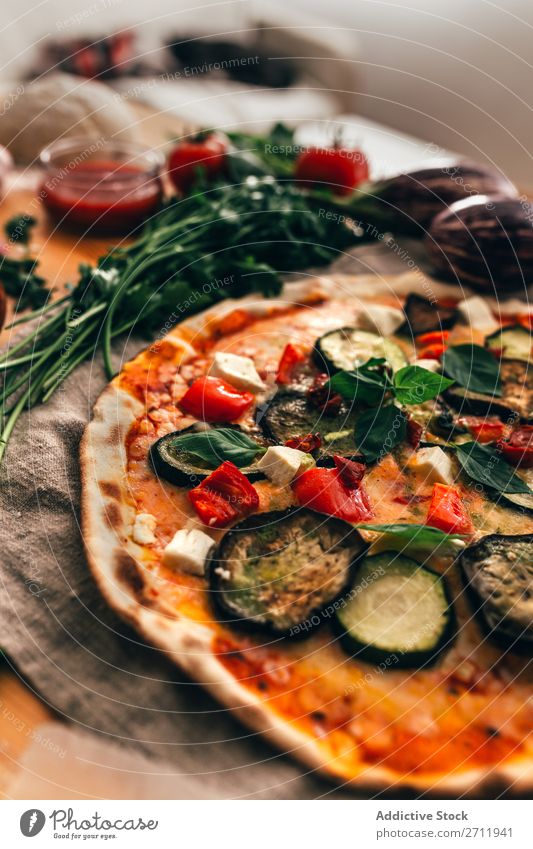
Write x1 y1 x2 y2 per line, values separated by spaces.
358 304 404 336
457 296 497 330
162 528 215 576
210 352 266 393
409 446 455 485
412 358 441 373
257 446 308 486
132 513 157 545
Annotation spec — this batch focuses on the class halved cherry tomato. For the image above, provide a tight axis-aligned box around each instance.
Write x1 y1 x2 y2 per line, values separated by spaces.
415 330 450 347
168 132 228 193
417 342 447 360
188 461 259 527
294 146 369 196
292 466 372 522
275 343 306 385
498 425 533 468
333 455 366 488
179 376 253 422
406 418 423 449
284 432 322 453
426 483 473 534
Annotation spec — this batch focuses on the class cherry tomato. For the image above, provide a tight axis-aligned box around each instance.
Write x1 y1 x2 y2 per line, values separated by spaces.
333 455 366 488
415 330 450 347
275 343 306 384
284 433 322 453
168 132 228 193
426 483 473 534
498 425 533 468
179 376 253 422
292 466 372 522
406 418 423 448
188 461 259 527
417 342 447 360
294 146 369 196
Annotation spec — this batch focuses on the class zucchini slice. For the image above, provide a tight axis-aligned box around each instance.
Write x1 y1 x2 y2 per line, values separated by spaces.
401 293 458 336
491 489 533 515
485 325 532 362
210 509 368 635
150 425 266 486
445 359 533 422
460 534 533 646
335 552 454 667
313 327 407 374
259 390 359 460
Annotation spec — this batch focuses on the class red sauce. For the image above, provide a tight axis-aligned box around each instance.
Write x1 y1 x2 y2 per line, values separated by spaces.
41 160 162 233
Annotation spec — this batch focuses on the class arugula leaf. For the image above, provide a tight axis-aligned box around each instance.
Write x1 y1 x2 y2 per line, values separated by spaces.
357 523 466 553
329 358 389 405
172 428 264 468
442 344 501 396
355 404 407 463
455 442 531 493
393 365 453 405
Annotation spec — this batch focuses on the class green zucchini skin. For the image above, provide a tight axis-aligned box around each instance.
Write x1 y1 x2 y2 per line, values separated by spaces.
334 552 455 668
209 509 368 637
313 327 407 374
149 425 266 487
258 390 360 461
485 325 532 362
459 534 533 648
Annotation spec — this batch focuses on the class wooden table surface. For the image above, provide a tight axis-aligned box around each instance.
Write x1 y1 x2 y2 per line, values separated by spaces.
0 103 186 797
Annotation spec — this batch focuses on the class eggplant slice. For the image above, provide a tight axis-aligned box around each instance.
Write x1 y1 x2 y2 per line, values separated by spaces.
460 534 533 646
258 389 359 461
210 509 368 635
400 293 458 336
313 327 407 374
445 359 533 422
150 425 267 486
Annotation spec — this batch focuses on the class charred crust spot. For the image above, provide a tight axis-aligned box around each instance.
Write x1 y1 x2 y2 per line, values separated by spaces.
104 501 123 530
100 481 121 499
115 550 145 600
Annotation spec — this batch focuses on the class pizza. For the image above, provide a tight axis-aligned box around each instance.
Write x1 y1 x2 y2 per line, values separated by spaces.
81 272 533 796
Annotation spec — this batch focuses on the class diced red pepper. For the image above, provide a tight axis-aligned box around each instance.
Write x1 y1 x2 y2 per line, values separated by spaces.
307 372 342 416
517 314 533 331
292 466 372 522
426 483 473 534
188 461 259 527
284 432 322 453
275 343 306 384
406 418 423 448
467 420 506 444
498 425 533 468
179 376 253 422
333 455 366 488
417 342 447 360
415 330 450 347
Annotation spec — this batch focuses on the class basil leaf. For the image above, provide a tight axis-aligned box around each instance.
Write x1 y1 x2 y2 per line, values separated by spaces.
357 523 466 553
172 428 264 468
442 344 501 396
356 404 407 463
456 442 531 493
329 360 389 406
393 365 453 405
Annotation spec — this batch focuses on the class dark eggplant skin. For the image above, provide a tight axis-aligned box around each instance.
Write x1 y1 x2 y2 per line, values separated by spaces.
209 509 368 637
459 534 533 648
372 162 517 235
444 358 533 422
426 195 533 294
400 293 458 336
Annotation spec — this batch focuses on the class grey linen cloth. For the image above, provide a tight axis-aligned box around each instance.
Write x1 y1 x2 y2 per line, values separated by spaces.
0 243 425 799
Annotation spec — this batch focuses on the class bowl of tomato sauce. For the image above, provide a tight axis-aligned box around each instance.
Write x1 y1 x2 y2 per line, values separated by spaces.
39 138 164 234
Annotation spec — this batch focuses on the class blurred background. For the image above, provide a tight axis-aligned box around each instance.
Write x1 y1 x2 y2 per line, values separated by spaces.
0 0 531 183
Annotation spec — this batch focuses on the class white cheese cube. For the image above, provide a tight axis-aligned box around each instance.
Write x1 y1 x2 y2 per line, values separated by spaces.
408 446 455 486
358 304 404 336
132 513 157 545
162 528 215 576
412 358 441 372
457 296 496 330
257 446 308 486
210 352 266 393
